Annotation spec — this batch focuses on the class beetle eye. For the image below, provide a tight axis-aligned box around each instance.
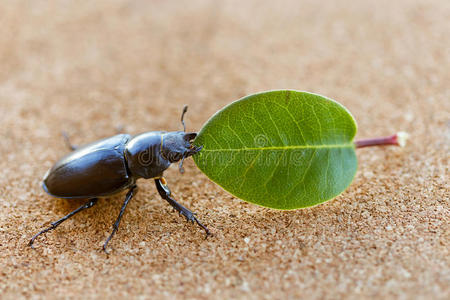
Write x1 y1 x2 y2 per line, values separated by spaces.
184 132 197 142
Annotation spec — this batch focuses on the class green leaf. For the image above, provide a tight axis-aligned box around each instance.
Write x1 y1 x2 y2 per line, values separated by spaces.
193 90 358 209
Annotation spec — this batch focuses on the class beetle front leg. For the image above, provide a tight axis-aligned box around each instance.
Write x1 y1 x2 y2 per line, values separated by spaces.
29 198 98 248
154 178 210 237
103 185 138 253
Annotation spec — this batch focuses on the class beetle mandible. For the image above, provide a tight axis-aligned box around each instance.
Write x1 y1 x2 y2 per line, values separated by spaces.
29 106 209 252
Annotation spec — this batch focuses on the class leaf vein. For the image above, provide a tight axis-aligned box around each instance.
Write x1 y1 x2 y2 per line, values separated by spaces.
285 149 317 199
263 151 286 191
202 144 353 152
273 101 308 145
263 101 284 145
238 152 262 190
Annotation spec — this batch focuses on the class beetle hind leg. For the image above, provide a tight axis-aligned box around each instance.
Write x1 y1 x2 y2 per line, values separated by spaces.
62 131 78 151
29 198 98 248
155 178 210 237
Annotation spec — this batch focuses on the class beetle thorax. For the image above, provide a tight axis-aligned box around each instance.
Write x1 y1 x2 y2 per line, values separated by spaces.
124 132 171 179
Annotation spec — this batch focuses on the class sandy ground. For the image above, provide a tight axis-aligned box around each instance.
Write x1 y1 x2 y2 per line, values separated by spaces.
0 0 449 299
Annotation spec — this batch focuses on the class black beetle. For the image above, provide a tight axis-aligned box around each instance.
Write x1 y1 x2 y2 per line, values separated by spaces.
29 106 209 252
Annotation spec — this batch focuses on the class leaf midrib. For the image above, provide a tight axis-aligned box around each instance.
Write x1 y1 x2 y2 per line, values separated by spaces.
201 143 354 152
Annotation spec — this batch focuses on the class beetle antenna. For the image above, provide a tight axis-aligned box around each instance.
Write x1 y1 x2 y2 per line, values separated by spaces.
181 105 188 132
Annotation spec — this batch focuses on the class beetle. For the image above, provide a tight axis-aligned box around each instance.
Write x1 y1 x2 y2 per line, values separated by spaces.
29 106 209 252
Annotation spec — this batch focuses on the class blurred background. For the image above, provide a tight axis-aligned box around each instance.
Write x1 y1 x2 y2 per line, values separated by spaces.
1 0 448 299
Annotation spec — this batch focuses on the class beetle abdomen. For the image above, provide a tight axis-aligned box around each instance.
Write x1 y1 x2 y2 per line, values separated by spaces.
43 134 132 199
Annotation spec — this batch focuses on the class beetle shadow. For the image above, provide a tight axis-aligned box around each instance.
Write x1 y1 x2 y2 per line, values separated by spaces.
47 196 118 233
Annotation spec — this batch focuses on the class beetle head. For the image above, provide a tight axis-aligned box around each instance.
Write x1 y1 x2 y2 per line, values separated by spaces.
161 131 203 173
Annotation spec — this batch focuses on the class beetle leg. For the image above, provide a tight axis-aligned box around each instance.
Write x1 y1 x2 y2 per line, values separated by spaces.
29 198 98 248
62 131 77 151
154 178 210 237
115 125 125 134
103 185 138 253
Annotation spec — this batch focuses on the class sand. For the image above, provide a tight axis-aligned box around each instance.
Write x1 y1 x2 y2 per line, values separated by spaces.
0 0 448 299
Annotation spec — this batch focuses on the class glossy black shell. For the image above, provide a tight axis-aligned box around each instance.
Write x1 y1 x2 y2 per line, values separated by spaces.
43 134 133 199
124 131 171 179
